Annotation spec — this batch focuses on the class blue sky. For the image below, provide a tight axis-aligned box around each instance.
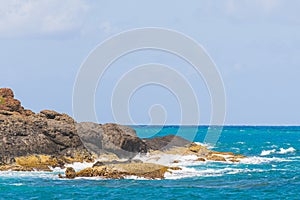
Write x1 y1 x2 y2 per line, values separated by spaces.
0 0 300 125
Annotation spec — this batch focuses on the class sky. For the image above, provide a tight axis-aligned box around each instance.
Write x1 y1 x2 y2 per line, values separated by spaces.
0 0 300 125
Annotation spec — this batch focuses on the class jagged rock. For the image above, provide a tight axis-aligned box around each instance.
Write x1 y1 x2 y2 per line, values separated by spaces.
0 112 92 165
0 88 25 114
143 135 191 151
0 88 247 173
0 88 14 98
0 88 93 166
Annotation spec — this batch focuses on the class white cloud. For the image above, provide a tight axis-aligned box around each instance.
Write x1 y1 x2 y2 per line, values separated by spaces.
0 0 89 38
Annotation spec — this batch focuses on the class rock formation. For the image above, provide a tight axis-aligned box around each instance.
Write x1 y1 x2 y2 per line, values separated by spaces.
0 88 92 169
143 135 191 151
0 88 247 178
76 122 148 158
61 163 181 179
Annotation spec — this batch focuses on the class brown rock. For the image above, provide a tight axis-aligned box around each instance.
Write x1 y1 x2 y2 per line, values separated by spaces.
228 159 240 163
0 88 14 98
0 88 25 114
65 167 76 179
76 163 180 179
210 151 234 156
14 155 59 170
188 143 210 156
206 155 226 162
196 157 206 162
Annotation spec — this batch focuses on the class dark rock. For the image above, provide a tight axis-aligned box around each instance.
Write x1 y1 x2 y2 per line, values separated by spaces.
40 110 61 119
0 88 92 165
92 161 105 167
143 135 191 151
76 122 148 159
196 157 206 162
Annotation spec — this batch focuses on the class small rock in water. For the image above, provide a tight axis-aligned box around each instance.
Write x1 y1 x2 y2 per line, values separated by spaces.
206 155 226 162
196 158 206 162
65 167 76 179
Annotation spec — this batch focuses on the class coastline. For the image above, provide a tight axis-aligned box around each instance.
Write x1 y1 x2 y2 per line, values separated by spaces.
0 88 247 179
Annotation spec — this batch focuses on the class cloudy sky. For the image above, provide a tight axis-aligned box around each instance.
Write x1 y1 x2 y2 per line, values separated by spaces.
1 0 299 125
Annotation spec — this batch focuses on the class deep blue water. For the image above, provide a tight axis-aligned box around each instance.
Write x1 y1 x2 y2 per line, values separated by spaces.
0 126 299 199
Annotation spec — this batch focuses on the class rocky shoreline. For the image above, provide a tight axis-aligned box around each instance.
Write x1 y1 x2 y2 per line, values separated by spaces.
0 88 246 179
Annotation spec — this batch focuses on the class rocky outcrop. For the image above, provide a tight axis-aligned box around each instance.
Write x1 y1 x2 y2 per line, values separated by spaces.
76 122 148 158
61 163 181 179
0 88 247 175
0 88 33 116
143 135 191 151
0 88 92 168
147 143 246 163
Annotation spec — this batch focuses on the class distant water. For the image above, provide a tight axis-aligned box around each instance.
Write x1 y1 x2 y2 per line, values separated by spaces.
0 126 299 199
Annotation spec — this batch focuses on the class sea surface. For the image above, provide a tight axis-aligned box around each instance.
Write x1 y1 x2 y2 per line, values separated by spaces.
0 126 299 199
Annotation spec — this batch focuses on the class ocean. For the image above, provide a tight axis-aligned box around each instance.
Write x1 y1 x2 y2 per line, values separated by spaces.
0 126 299 199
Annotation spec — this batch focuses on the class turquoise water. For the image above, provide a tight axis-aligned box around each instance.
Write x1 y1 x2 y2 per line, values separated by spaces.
0 126 299 199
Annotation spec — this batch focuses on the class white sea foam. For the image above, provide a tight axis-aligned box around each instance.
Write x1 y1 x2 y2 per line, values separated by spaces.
164 167 264 180
134 153 200 166
261 149 276 156
239 156 292 164
194 142 214 149
9 183 23 186
64 161 94 171
260 147 296 156
236 142 245 144
278 147 296 154
231 147 240 152
0 171 57 178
